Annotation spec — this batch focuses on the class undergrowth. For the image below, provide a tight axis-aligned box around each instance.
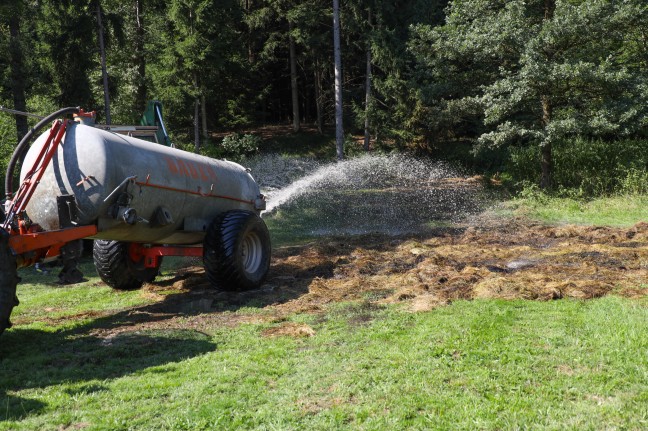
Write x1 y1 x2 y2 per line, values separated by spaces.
507 138 648 197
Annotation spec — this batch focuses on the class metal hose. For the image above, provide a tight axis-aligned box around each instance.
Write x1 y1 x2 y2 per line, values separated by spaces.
4 106 80 198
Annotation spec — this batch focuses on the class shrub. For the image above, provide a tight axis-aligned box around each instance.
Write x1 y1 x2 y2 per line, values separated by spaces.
507 138 648 197
220 133 261 160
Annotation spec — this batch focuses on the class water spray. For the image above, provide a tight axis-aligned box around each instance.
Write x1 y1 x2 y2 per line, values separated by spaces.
246 154 486 236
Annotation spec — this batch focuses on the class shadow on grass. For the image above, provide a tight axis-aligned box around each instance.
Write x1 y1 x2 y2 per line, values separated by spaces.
0 255 321 386
0 252 325 421
0 394 46 421
0 310 216 421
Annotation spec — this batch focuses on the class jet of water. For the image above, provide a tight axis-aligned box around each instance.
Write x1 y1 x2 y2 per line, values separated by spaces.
246 153 486 236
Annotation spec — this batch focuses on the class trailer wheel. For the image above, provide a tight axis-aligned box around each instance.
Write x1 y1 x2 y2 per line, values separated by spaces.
93 240 161 290
204 210 271 291
0 229 19 336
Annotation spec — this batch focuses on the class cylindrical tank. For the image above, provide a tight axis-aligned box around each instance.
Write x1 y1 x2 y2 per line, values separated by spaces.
21 122 262 245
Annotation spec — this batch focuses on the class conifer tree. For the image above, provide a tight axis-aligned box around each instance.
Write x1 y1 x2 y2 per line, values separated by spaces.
411 0 648 187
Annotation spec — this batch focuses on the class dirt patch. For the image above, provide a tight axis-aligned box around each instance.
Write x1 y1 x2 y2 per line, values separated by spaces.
263 219 648 312
225 220 642 307
262 322 316 338
80 218 648 338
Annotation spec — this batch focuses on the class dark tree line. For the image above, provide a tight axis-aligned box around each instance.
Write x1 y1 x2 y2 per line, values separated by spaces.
1 0 441 140
1 0 647 187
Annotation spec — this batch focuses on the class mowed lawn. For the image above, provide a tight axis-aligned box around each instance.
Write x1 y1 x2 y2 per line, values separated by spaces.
1 267 646 430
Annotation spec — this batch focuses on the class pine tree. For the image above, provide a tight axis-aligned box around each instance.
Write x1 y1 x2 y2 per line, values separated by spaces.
411 0 648 187
345 0 448 148
35 1 99 110
150 0 243 149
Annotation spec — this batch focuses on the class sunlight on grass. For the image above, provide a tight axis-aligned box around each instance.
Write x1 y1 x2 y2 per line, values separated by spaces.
509 194 648 226
1 297 646 430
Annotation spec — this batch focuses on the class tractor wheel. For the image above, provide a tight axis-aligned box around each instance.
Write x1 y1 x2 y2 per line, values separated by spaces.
93 240 161 290
0 229 19 336
204 210 271 291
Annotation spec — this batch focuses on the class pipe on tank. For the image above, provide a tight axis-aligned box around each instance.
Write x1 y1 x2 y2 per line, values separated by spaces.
5 106 80 198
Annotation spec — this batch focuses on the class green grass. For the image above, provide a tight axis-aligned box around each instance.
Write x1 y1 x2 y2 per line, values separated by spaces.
2 186 648 429
1 293 647 430
507 194 648 226
10 258 192 329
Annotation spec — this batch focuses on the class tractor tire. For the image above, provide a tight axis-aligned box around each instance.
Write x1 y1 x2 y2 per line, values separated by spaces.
93 240 161 290
204 210 271 291
0 229 19 336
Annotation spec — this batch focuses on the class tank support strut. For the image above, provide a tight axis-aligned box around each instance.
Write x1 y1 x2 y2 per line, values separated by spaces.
129 244 203 269
3 119 69 231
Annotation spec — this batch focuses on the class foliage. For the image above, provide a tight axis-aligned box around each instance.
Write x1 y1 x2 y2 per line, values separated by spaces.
34 1 101 111
1 0 648 195
0 101 15 193
410 0 648 186
219 132 262 160
148 0 244 141
253 129 337 159
508 138 648 196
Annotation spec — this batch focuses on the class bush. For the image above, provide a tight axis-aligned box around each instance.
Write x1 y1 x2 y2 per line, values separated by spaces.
220 133 261 160
507 138 648 197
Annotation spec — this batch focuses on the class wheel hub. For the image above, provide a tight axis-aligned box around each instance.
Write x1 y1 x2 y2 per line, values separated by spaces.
241 231 263 274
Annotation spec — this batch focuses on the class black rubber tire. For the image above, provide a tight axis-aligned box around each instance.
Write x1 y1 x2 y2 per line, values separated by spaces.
203 210 271 291
0 229 19 336
93 240 161 290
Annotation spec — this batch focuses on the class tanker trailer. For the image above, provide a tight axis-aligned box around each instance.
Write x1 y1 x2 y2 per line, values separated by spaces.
0 107 271 336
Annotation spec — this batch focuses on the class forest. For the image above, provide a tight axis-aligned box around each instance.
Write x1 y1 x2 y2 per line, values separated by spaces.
1 0 648 195
1 3 648 428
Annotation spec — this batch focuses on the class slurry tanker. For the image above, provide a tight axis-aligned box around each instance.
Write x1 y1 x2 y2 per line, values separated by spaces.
0 107 271 336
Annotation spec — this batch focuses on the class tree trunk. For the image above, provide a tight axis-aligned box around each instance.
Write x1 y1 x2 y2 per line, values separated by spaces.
539 0 555 189
540 141 552 189
8 12 28 141
194 98 200 152
314 58 323 134
246 0 256 63
544 0 555 19
134 0 147 117
303 82 309 124
289 21 300 133
201 94 208 143
363 9 372 152
96 1 111 125
540 95 552 189
333 0 344 160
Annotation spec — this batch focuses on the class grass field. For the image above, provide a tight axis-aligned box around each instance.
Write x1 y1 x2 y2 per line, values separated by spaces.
1 190 648 430
508 194 648 227
1 280 647 430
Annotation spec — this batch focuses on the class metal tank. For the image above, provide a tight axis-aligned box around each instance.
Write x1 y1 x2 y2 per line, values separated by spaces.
0 109 271 339
21 121 265 245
